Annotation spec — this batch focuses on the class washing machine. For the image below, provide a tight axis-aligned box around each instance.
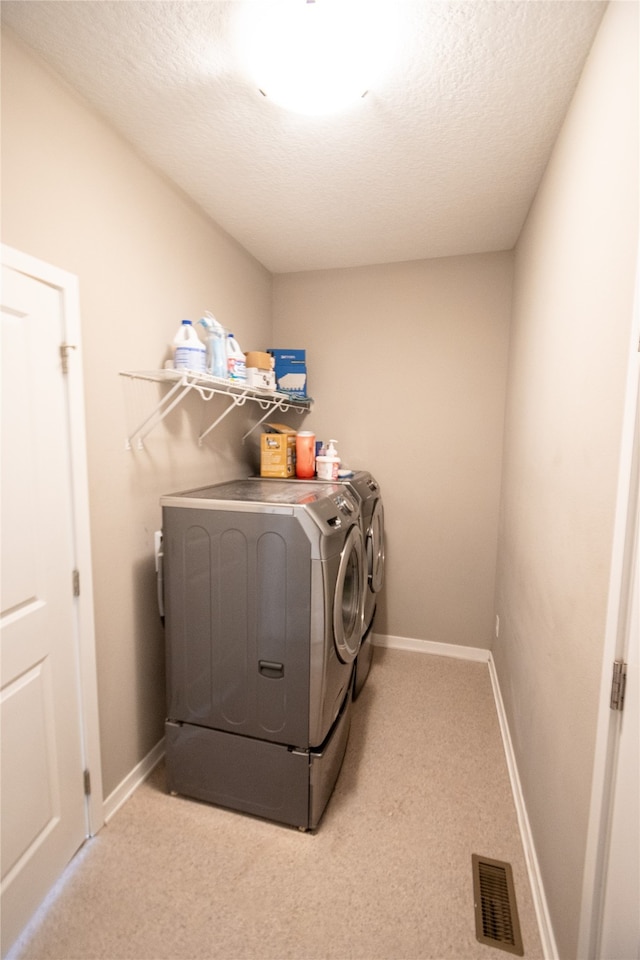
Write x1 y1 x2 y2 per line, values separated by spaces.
160 478 365 829
254 472 384 697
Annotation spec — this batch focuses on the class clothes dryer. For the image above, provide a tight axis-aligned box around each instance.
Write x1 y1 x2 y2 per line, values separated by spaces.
160 478 365 829
348 472 385 697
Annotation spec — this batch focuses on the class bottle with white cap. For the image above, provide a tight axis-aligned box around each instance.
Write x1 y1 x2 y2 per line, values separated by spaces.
173 320 206 374
326 439 340 462
227 333 247 382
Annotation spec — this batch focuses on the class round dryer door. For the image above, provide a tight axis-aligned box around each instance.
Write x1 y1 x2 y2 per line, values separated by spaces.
333 524 366 663
367 497 385 594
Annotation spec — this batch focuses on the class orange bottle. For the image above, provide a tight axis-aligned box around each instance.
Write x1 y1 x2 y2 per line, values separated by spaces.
295 431 315 478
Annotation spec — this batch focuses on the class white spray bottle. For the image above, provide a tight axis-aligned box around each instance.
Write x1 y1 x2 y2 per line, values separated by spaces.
198 312 227 379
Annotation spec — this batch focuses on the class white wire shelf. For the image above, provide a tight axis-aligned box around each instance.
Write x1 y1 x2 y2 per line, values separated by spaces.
119 369 311 449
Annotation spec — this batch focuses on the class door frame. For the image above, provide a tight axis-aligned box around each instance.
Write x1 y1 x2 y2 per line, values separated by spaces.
578 254 640 958
2 243 104 837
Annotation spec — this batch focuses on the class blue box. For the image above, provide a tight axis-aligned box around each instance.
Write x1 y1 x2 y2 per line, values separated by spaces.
268 349 307 399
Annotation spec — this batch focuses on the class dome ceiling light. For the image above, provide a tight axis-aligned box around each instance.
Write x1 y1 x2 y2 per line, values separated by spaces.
234 0 397 116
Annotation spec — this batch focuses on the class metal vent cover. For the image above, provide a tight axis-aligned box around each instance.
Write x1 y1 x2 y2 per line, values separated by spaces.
472 854 524 956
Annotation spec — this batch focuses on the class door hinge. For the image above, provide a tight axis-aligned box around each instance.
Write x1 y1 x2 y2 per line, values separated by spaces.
59 342 76 375
84 769 91 795
610 659 627 711
72 569 80 597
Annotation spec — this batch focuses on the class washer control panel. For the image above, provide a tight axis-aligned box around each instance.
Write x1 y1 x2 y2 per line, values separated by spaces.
304 486 360 534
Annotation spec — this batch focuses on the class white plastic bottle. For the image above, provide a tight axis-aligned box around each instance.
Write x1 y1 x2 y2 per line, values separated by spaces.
326 439 340 477
326 439 340 464
227 333 247 382
173 320 206 373
317 439 340 479
198 313 227 378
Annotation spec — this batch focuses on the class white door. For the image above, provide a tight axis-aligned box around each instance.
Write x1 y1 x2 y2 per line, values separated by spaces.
1 254 101 956
579 269 640 960
599 384 640 960
600 575 639 959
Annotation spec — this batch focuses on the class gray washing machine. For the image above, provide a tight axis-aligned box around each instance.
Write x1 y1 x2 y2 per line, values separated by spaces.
160 478 365 829
254 472 384 697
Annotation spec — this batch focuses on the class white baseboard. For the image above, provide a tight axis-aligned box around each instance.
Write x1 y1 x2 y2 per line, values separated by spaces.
487 655 558 960
373 633 556 960
102 737 165 824
371 632 491 662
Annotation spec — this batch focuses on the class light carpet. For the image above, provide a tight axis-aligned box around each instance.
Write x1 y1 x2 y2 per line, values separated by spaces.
11 648 544 960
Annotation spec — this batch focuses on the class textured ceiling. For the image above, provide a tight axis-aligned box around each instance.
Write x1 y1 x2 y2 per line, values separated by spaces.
2 1 606 273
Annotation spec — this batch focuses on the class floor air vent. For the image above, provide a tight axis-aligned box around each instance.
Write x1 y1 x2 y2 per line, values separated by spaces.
472 854 524 955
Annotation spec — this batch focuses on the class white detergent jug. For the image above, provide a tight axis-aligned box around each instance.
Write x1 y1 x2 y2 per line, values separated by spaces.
227 333 247 382
173 320 206 374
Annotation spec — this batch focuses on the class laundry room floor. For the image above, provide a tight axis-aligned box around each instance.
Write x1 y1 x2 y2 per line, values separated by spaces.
10 648 544 960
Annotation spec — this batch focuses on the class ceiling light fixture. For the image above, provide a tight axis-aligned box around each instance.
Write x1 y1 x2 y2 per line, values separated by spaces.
234 0 395 116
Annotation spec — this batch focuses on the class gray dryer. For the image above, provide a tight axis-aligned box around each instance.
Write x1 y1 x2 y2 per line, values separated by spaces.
348 472 385 697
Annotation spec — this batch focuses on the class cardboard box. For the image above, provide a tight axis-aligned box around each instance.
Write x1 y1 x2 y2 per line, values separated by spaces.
268 349 307 399
260 423 296 478
245 351 272 371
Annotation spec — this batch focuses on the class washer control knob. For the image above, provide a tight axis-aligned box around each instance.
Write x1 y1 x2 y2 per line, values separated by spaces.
335 494 354 515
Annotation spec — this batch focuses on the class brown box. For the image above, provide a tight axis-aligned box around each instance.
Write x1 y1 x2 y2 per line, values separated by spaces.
245 351 272 371
260 423 296 478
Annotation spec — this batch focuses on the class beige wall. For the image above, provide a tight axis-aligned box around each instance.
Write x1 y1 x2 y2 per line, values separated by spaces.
273 253 513 646
1 31 272 797
494 3 639 957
